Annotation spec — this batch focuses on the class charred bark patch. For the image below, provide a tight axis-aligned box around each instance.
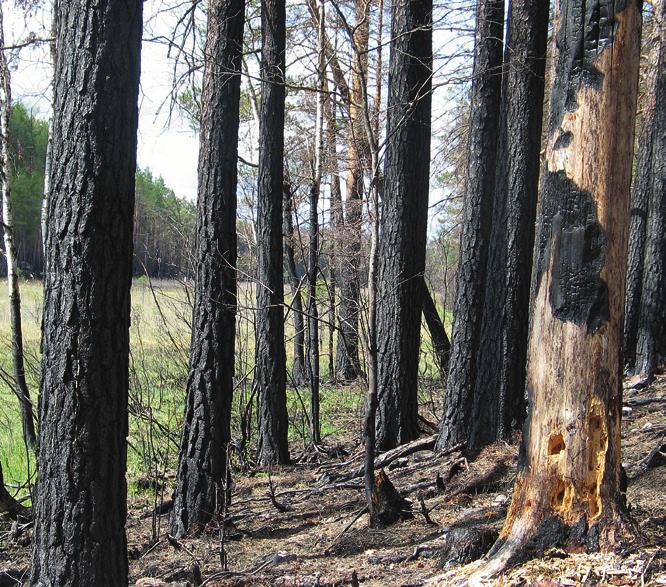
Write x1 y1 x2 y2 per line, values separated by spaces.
539 171 609 333
549 0 629 135
553 131 573 150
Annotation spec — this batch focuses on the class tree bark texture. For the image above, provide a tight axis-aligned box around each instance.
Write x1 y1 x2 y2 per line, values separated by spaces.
421 279 451 376
283 182 307 385
30 2 142 585
335 0 369 382
170 0 245 538
376 0 433 451
470 0 549 449
623 8 665 377
254 0 290 465
0 5 37 452
484 0 642 571
436 0 505 451
325 76 342 382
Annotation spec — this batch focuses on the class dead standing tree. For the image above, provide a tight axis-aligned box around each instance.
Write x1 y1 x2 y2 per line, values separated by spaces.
476 0 643 575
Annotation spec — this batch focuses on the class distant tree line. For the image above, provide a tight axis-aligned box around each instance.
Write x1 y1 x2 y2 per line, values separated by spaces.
0 103 196 279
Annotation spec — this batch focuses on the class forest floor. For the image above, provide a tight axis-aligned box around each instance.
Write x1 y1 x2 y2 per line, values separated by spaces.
2 373 665 586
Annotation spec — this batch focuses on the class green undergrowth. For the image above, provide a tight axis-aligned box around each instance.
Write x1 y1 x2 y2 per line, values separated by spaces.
0 278 451 501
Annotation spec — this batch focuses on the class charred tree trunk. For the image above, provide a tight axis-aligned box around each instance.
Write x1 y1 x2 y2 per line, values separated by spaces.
470 0 549 448
254 0 290 465
0 6 37 452
30 2 142 585
376 0 433 451
283 182 307 385
436 0 505 452
306 0 326 445
421 280 451 376
624 9 665 377
170 0 245 538
336 0 369 382
482 0 642 573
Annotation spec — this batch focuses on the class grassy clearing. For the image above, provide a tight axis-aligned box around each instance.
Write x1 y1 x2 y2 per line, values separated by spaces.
0 278 450 497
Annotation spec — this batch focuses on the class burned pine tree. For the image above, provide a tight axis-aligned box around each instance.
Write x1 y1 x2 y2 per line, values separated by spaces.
254 0 290 465
436 0 505 451
170 0 245 538
30 2 142 585
624 6 665 378
470 0 549 448
481 0 642 572
376 0 433 451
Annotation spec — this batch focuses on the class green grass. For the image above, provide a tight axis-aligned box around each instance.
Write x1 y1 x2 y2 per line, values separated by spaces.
1 278 451 498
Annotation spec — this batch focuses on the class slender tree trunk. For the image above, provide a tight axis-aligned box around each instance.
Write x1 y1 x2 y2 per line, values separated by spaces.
336 0 369 382
436 0 505 452
30 2 142 584
0 6 37 452
283 182 307 384
376 0 433 450
325 76 341 383
306 0 326 445
421 279 451 376
363 138 381 529
470 0 549 448
170 0 245 538
480 0 642 574
40 1 57 261
624 9 665 377
254 0 290 465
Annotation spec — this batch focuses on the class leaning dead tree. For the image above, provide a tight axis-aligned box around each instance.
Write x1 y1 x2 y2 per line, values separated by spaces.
623 4 665 378
0 4 37 452
170 0 245 538
478 0 642 575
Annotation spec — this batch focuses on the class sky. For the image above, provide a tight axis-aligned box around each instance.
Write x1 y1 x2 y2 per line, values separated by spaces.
4 0 474 230
5 1 201 200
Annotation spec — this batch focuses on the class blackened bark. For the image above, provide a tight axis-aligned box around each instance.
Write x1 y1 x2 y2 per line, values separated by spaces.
30 2 142 585
624 12 665 376
481 0 642 570
307 176 321 443
254 0 290 465
336 0 369 382
376 0 433 451
421 280 451 376
283 182 307 384
436 0 505 452
170 0 245 538
470 0 548 448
